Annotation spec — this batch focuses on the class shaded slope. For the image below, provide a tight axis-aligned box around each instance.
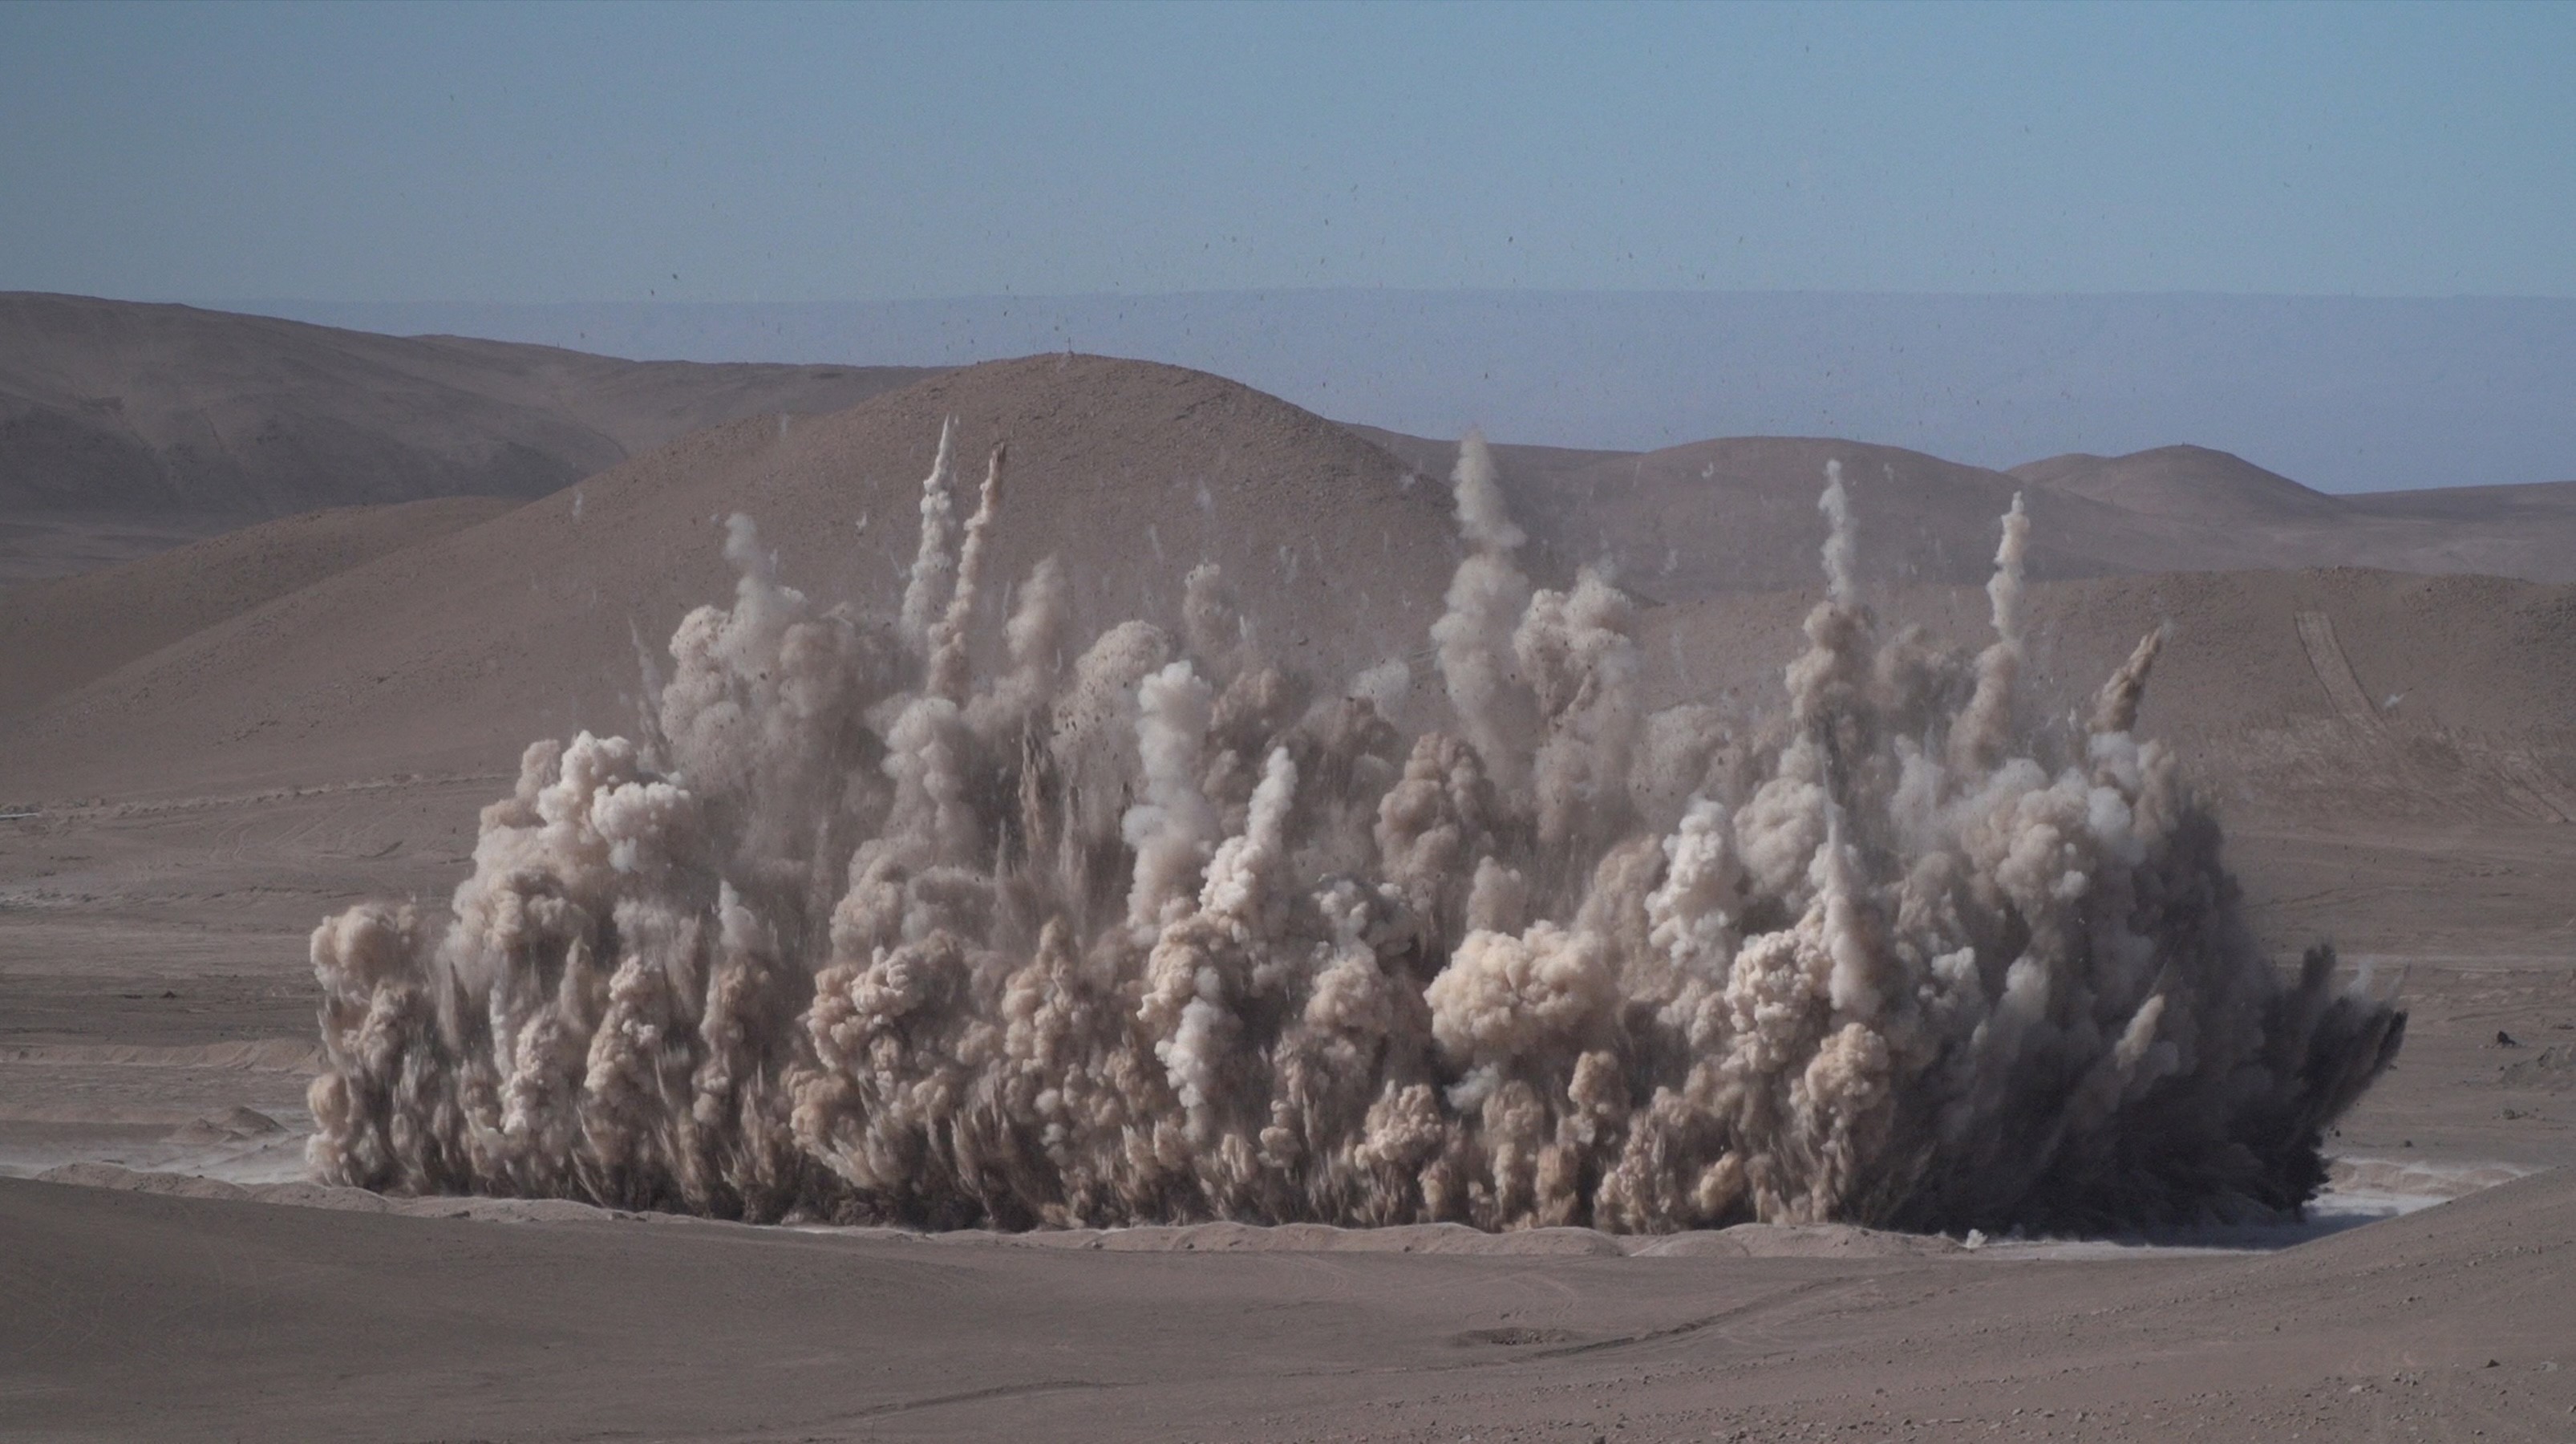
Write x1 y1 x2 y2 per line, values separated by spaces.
0 508 246 584
0 292 940 519
0 496 520 715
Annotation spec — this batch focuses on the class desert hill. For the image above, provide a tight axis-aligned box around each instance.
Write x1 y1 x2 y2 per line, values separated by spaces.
1529 435 2211 594
1340 427 2184 592
1639 566 2576 825
5 305 2574 1444
1339 424 1626 512
10 352 2575 819
0 355 1465 798
0 496 520 712
0 293 938 574
13 291 2574 601
2344 477 2576 521
2022 447 2576 582
2011 444 2347 525
1363 428 2576 594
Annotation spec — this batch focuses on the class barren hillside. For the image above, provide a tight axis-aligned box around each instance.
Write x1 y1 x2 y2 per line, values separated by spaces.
1363 426 2576 594
0 293 938 574
0 496 518 712
1 355 1460 798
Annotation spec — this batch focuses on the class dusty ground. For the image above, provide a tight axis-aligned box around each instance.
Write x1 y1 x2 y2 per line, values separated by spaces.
5 1157 2572 1442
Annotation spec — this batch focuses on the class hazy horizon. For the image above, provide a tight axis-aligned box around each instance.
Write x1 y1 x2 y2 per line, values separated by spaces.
226 288 2576 493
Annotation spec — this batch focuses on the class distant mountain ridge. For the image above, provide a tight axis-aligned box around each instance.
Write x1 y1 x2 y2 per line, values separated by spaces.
1 352 2569 854
255 289 2576 494
8 296 2576 598
1356 430 2576 592
0 292 941 519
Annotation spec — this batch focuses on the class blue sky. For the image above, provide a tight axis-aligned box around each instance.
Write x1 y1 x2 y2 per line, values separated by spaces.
3 0 2572 304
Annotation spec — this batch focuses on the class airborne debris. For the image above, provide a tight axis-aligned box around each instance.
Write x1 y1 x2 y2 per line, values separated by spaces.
306 427 2404 1234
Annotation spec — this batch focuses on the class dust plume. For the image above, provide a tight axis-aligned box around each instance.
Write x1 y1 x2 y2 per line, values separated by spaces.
306 424 2402 1234
897 416 958 651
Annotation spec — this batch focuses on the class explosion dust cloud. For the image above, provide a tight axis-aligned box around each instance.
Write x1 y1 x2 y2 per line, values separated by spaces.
306 428 2404 1234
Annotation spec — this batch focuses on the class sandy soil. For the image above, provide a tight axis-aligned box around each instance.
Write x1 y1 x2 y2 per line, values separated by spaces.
5 1162 2572 1442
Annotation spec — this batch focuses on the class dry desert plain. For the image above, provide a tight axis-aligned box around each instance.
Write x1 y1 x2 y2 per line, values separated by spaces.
2 299 2574 1441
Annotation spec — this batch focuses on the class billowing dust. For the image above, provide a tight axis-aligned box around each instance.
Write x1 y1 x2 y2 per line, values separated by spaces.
305 426 2402 1233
